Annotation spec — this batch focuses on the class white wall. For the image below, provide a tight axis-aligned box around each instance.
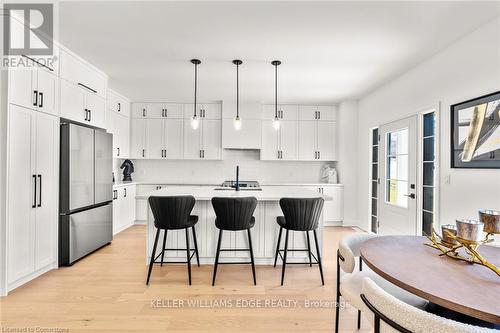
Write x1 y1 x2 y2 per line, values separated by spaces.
115 150 335 184
357 18 500 232
337 101 359 226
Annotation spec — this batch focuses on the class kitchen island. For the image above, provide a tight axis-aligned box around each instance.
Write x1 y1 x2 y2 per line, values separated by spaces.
140 186 332 264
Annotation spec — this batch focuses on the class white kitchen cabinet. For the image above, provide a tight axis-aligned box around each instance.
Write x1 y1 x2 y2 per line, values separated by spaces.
146 119 184 159
112 185 136 235
263 104 298 120
60 79 106 128
201 119 222 160
9 60 59 117
183 116 221 160
132 103 148 118
107 89 130 117
298 120 336 161
260 120 298 160
107 111 130 158
130 118 147 158
7 105 59 287
145 103 184 119
164 119 184 159
321 186 343 223
183 103 222 119
183 121 202 159
146 118 164 159
59 48 107 98
316 121 337 161
299 105 337 121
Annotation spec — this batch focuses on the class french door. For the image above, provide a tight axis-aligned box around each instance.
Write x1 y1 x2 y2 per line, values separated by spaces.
378 115 418 235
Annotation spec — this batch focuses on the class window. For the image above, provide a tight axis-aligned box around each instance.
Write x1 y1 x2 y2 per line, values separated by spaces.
370 128 379 233
422 112 436 236
385 128 409 208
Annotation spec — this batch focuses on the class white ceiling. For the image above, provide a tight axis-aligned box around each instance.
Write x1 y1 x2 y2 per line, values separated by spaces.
58 1 500 104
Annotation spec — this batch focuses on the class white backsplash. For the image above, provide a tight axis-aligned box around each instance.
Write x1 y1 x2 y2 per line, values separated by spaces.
114 150 335 184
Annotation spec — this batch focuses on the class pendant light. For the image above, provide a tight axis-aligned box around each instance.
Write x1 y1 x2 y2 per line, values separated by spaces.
232 59 243 130
271 60 281 131
190 59 201 130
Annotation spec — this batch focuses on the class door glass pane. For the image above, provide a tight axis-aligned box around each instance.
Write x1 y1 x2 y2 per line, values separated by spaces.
423 137 435 161
423 113 435 137
423 187 434 211
423 162 434 186
386 128 409 208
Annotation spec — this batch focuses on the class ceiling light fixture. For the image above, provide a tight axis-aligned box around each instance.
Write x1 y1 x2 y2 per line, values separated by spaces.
233 59 243 131
271 60 281 131
190 59 201 130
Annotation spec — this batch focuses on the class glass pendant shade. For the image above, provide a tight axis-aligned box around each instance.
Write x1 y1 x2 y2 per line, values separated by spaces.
233 115 242 131
191 115 199 130
272 116 281 131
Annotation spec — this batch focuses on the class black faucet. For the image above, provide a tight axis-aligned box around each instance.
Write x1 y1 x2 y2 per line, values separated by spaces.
235 165 240 191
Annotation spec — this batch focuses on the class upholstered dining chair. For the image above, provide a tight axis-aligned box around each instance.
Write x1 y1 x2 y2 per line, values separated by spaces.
335 233 428 333
360 277 496 333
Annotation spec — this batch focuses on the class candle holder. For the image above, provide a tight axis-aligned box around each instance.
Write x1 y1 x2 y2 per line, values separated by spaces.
479 209 500 235
425 226 499 278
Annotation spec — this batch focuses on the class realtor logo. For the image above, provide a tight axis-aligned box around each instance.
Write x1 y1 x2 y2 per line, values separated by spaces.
3 3 53 56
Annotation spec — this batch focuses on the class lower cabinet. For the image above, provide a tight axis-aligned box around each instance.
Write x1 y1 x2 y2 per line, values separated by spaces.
7 104 59 289
112 185 136 235
308 185 344 223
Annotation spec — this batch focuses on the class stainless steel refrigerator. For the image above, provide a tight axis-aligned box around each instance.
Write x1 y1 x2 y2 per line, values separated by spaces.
59 122 113 266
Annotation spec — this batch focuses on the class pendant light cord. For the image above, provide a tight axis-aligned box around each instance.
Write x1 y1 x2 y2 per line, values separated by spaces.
236 62 239 118
194 62 198 117
274 63 278 118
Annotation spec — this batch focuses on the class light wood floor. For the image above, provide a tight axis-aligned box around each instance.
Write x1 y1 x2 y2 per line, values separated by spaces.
1 225 371 332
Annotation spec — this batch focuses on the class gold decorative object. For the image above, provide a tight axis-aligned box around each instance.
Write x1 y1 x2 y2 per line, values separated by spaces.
425 228 500 278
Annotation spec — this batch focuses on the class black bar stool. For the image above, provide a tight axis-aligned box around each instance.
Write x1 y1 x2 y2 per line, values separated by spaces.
146 195 200 285
211 197 258 286
274 197 324 286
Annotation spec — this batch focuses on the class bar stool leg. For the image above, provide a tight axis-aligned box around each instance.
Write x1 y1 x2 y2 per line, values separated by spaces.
212 229 223 286
146 229 160 285
274 226 283 267
192 226 200 267
185 228 192 285
313 229 324 285
280 229 289 286
160 230 167 267
247 229 257 285
306 231 312 267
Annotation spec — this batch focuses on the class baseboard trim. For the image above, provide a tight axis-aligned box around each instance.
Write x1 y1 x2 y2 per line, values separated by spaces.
6 262 57 294
113 222 135 235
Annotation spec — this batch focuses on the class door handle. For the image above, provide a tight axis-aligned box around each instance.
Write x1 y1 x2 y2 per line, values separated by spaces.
88 110 91 122
124 188 127 197
84 109 88 121
143 108 146 117
315 111 318 120
33 90 38 106
37 175 42 207
162 109 164 117
165 108 168 117
142 149 145 158
318 111 321 120
117 147 120 156
38 92 43 108
32 175 37 208
404 193 416 199
318 151 320 159
118 103 121 112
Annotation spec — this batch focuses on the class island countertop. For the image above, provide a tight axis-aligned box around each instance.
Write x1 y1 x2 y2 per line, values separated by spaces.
138 186 332 201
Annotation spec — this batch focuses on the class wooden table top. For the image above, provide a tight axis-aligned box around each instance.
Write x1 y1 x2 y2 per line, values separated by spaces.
360 236 500 324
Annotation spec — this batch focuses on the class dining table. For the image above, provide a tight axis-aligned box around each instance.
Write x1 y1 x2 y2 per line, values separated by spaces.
360 235 500 325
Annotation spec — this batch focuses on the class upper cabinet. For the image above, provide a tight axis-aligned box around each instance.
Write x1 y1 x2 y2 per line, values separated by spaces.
106 89 131 158
107 89 131 117
8 57 59 117
298 105 337 161
262 104 298 120
261 120 298 160
59 48 108 128
59 49 107 98
131 103 184 118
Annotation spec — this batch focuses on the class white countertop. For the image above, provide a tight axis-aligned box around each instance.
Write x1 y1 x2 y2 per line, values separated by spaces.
113 181 342 188
137 186 332 201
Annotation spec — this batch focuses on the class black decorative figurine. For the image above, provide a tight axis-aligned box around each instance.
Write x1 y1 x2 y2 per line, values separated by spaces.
120 159 134 181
